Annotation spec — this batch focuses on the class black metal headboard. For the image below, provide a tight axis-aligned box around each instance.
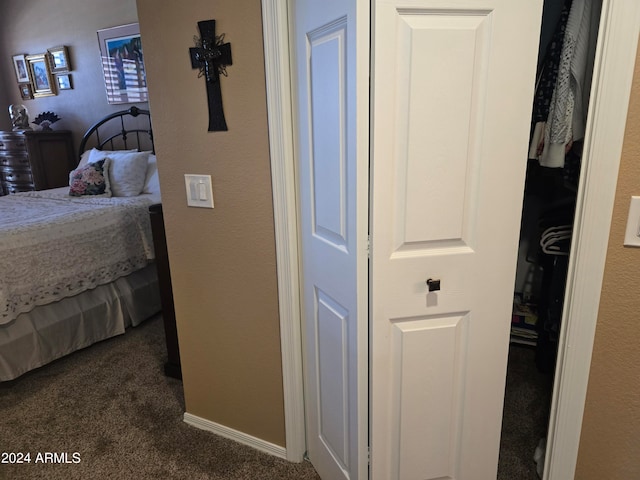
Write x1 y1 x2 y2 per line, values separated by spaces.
78 106 154 162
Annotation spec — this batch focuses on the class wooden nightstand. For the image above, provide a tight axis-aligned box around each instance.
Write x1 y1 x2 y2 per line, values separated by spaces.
0 130 75 195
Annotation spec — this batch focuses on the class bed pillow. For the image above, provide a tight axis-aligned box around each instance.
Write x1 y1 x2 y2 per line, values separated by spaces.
142 154 161 195
69 158 112 197
88 149 149 197
77 149 92 168
78 148 138 169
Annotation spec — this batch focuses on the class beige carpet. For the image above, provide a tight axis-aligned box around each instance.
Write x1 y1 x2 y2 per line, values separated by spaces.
0 314 551 479
0 315 319 480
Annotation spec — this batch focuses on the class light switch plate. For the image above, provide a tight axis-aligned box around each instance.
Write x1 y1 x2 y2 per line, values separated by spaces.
623 196 640 247
184 174 214 208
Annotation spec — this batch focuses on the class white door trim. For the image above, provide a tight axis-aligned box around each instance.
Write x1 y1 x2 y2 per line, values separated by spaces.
544 1 640 479
262 0 640 474
261 0 306 462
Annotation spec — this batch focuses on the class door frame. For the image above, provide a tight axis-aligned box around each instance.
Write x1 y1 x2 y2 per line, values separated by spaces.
261 0 306 462
261 1 640 478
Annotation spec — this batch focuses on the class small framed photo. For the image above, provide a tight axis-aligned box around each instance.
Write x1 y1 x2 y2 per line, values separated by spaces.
18 83 33 100
12 54 30 83
57 74 72 90
26 53 56 97
48 46 70 73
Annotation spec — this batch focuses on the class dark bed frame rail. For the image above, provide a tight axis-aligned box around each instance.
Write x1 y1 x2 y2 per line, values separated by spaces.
78 106 154 160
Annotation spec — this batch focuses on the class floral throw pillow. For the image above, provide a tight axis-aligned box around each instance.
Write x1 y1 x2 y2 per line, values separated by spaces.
88 149 149 197
69 158 112 197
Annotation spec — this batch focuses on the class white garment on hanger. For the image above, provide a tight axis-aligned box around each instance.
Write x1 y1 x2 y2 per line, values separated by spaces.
539 0 602 168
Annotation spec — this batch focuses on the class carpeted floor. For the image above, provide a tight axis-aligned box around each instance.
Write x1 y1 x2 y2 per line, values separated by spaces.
0 315 320 480
498 343 554 480
0 314 552 480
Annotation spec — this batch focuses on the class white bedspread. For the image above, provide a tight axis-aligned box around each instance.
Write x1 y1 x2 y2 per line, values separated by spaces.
0 188 160 325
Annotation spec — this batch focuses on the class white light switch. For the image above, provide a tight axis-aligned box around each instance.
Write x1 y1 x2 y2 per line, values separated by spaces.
184 174 214 208
623 196 640 247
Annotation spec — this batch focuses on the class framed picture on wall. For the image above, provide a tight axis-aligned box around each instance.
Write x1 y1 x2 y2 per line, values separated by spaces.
48 46 71 73
57 74 72 90
97 23 148 104
18 83 33 100
12 54 30 83
26 53 56 97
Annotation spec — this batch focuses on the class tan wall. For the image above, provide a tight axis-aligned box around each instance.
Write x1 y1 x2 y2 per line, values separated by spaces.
0 0 146 154
575 41 640 479
136 0 285 446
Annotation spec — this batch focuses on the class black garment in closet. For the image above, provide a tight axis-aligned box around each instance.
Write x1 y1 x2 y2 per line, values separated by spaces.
521 161 576 373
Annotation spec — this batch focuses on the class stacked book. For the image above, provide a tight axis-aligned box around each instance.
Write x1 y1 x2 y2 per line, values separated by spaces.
511 294 539 346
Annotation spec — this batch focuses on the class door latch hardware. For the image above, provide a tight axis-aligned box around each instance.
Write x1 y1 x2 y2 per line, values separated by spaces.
426 278 441 292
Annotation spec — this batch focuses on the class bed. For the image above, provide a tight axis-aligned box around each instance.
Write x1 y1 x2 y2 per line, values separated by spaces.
0 107 162 381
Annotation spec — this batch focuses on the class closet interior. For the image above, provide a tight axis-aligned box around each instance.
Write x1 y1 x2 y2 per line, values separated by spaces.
500 0 603 478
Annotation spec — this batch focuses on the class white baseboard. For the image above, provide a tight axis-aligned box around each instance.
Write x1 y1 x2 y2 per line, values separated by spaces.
183 412 288 460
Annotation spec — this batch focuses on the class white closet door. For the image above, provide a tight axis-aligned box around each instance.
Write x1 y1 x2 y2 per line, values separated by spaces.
370 1 543 478
291 0 369 479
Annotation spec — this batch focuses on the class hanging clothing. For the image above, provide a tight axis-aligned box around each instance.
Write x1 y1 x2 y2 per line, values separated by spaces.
539 0 602 168
536 1 569 73
533 1 571 125
528 0 571 160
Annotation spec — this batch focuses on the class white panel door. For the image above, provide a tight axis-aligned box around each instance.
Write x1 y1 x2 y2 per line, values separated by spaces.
291 0 369 479
370 1 543 479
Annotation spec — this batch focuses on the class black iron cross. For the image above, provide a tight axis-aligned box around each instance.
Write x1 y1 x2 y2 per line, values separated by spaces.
189 20 232 131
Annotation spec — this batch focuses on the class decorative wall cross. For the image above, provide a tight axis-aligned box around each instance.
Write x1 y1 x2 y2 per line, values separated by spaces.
190 20 232 131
